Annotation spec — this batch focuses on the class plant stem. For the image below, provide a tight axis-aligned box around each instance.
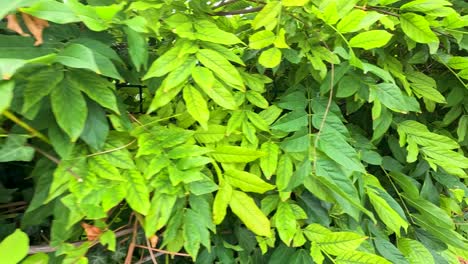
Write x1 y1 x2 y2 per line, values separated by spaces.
2 110 50 144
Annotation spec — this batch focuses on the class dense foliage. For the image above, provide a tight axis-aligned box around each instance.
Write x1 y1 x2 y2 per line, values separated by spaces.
0 0 467 263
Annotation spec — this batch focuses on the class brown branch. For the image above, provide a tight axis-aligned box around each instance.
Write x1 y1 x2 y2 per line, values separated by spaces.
134 245 191 257
146 239 158 264
354 5 399 17
124 220 139 264
135 253 165 264
28 228 133 254
213 6 263 16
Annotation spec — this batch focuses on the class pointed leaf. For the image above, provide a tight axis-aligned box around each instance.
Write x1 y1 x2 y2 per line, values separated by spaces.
229 190 271 237
196 49 244 90
400 13 438 44
225 169 275 193
183 85 209 129
349 30 392 50
124 170 150 215
211 146 265 163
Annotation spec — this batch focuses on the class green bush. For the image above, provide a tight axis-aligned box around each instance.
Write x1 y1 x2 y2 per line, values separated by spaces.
0 0 467 263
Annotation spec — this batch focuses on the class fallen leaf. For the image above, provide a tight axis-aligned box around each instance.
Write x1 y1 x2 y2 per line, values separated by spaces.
6 14 30 36
81 222 102 241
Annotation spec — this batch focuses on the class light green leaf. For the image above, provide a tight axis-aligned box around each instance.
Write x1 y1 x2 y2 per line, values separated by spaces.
50 77 88 141
147 83 184 113
349 30 392 50
192 67 215 92
406 71 445 103
335 251 392 264
99 230 116 252
282 0 309 6
271 110 308 132
260 142 279 179
225 169 275 194
275 202 297 246
195 20 242 45
246 111 269 131
213 181 232 224
198 81 238 110
398 238 435 264
252 1 282 30
22 253 49 264
196 49 244 90
145 193 177 236
337 10 367 33
401 0 454 17
183 210 201 259
246 91 269 109
249 30 276 49
367 187 408 236
161 56 197 92
66 0 107 31
211 146 264 163
0 81 14 114
227 111 245 135
229 190 271 237
0 59 27 80
448 56 468 70
183 85 209 130
311 231 367 256
144 48 188 79
89 156 124 181
20 0 80 24
400 13 438 44
0 229 29 264
276 155 293 191
194 124 227 143
124 170 150 215
259 47 282 68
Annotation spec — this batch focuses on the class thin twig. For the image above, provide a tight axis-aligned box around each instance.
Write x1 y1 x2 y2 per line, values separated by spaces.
313 63 335 171
213 0 239 8
146 239 158 264
135 253 165 264
85 139 136 158
213 6 263 16
32 146 83 182
0 201 27 209
354 5 399 17
28 228 133 254
134 245 191 257
124 220 139 264
2 110 50 144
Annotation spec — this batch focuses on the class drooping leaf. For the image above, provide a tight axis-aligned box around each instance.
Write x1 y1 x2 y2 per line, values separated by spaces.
196 49 244 90
260 142 279 179
0 229 29 264
50 77 88 141
229 190 271 237
225 169 275 193
213 181 232 224
398 238 435 264
183 85 209 129
124 170 150 215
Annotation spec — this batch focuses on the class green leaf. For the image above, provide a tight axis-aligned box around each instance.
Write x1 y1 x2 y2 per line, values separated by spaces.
213 181 232 224
349 30 393 50
55 44 99 74
144 48 188 79
124 170 150 215
0 81 14 114
317 129 365 173
225 169 275 194
371 83 410 113
192 67 215 92
252 1 282 30
0 229 29 264
276 155 293 191
69 70 119 113
309 231 367 256
161 56 197 92
259 47 282 68
99 230 116 251
229 190 271 237
282 0 309 6
194 124 227 143
367 187 408 236
183 210 201 259
246 111 269 131
246 91 269 109
275 202 297 245
401 0 454 17
196 49 244 90
337 10 369 33
23 68 64 113
271 110 308 132
398 238 435 264
406 71 445 103
260 142 279 179
80 101 109 150
0 59 27 80
194 20 242 45
125 27 148 71
197 81 238 110
448 56 468 69
89 155 124 181
183 85 209 129
145 193 177 236
20 0 80 24
66 0 107 31
211 146 265 163
22 253 49 264
400 13 438 44
335 251 392 264
50 77 88 141
249 30 276 49
148 83 184 113
413 214 468 250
